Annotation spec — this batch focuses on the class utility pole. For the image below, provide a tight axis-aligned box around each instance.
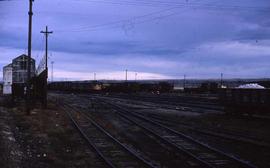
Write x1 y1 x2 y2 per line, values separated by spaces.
183 74 186 89
51 61 54 82
41 26 53 108
125 69 128 82
135 72 137 81
220 73 223 88
26 0 34 114
94 73 96 81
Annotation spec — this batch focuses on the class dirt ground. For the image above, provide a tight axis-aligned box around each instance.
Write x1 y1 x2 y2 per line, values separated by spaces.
0 106 22 168
0 100 103 168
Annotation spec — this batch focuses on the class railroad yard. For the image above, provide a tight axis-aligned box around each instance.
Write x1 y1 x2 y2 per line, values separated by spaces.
1 92 270 168
2 0 270 168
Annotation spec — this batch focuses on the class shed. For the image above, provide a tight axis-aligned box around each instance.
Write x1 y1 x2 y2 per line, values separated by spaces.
12 54 36 84
11 54 36 97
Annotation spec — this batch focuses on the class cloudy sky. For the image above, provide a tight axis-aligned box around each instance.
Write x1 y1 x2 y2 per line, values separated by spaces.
0 0 270 80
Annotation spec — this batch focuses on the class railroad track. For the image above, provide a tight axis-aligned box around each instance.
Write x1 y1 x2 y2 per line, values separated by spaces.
134 111 270 149
105 97 196 112
65 95 209 167
79 94 270 149
92 95 270 147
104 94 223 111
97 95 270 149
95 97 256 168
89 95 220 114
111 93 219 105
57 100 156 168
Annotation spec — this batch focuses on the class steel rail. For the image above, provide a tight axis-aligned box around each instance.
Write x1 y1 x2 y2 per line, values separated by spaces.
92 94 222 113
98 98 257 168
106 94 223 111
100 96 208 113
138 111 270 149
63 95 206 168
102 103 214 168
60 103 115 168
81 94 269 147
60 100 156 168
102 96 270 148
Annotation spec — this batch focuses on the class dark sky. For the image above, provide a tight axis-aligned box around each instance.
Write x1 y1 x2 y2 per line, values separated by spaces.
1 0 270 80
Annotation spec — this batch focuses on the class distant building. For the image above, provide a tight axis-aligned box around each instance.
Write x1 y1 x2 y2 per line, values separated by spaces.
2 54 36 95
3 64 13 94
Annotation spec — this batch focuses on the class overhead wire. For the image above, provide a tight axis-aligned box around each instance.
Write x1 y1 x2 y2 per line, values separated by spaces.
74 0 270 11
35 35 45 62
55 0 213 33
56 0 269 33
55 7 178 32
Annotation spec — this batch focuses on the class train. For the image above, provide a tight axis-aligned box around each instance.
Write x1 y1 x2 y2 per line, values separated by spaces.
219 88 270 115
48 81 174 93
48 80 270 115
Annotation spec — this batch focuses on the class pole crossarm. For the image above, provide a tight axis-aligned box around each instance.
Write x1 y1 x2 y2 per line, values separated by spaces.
41 31 53 34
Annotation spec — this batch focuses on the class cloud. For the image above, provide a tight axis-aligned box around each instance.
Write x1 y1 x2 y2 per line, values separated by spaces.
199 41 270 58
54 70 172 81
1 0 270 80
237 27 270 41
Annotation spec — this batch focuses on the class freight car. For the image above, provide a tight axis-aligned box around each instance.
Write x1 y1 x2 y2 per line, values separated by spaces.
219 88 270 115
184 82 219 94
48 81 173 93
140 82 174 92
104 82 173 93
102 82 140 93
48 81 103 93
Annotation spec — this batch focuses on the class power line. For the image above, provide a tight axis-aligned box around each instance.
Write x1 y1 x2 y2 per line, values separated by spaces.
51 61 54 82
33 35 45 62
56 0 268 33
74 0 270 11
55 5 197 33
55 6 178 32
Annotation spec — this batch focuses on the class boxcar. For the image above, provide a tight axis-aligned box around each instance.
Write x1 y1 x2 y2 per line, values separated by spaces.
219 88 270 114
